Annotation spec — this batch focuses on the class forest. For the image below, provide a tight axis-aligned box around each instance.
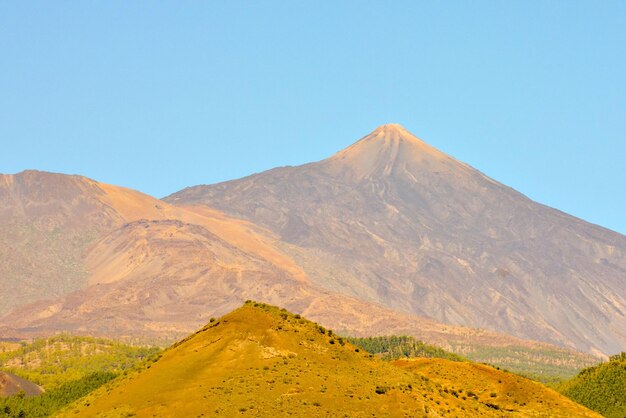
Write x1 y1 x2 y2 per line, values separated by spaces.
0 335 159 417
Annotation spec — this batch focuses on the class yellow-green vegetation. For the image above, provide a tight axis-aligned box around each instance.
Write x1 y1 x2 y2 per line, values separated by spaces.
460 344 600 384
0 344 21 355
0 336 159 418
348 336 466 362
0 372 116 418
558 352 626 418
343 335 599 385
57 302 599 417
0 335 160 390
347 335 597 388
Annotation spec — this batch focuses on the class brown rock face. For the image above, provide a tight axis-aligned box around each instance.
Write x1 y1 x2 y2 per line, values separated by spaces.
166 124 626 355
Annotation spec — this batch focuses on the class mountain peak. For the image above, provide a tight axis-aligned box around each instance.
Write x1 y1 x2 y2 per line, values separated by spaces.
323 124 450 179
369 123 421 142
372 123 411 134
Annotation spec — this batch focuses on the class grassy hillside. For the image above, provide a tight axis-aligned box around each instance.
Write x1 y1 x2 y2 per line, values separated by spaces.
0 336 159 418
396 358 588 414
56 302 598 417
558 352 626 417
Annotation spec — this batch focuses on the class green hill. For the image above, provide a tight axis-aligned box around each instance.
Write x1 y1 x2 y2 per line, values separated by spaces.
558 352 626 417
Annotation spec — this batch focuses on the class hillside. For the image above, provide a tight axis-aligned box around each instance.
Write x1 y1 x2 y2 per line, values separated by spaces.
0 171 597 377
0 171 124 315
0 336 158 418
0 170 310 320
56 302 598 417
395 358 589 415
558 352 626 417
166 124 626 356
0 335 159 390
347 336 594 384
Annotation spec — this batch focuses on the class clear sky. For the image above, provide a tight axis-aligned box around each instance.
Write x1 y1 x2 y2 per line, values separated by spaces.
1 2 625 234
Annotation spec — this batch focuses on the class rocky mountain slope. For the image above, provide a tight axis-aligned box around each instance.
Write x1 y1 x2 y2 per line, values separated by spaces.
56 302 599 418
166 124 626 356
0 171 124 315
0 170 596 374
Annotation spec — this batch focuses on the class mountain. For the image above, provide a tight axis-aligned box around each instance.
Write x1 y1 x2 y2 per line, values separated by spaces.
0 171 126 315
1 170 589 376
165 124 626 356
0 170 302 334
0 170 327 339
55 302 599 418
558 352 626 418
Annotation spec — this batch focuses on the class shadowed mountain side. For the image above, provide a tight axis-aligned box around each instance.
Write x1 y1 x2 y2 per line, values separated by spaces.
55 303 599 418
165 124 626 355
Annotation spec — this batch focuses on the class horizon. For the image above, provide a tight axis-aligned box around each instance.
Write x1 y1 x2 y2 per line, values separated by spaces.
1 2 625 235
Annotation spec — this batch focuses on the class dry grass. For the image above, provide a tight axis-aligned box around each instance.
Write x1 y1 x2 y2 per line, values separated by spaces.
395 358 597 417
56 303 599 417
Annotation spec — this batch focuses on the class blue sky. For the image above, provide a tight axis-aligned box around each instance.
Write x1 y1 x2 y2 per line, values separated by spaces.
1 2 625 234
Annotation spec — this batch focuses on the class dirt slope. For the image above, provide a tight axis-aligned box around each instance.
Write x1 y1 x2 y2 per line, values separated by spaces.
0 371 44 398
